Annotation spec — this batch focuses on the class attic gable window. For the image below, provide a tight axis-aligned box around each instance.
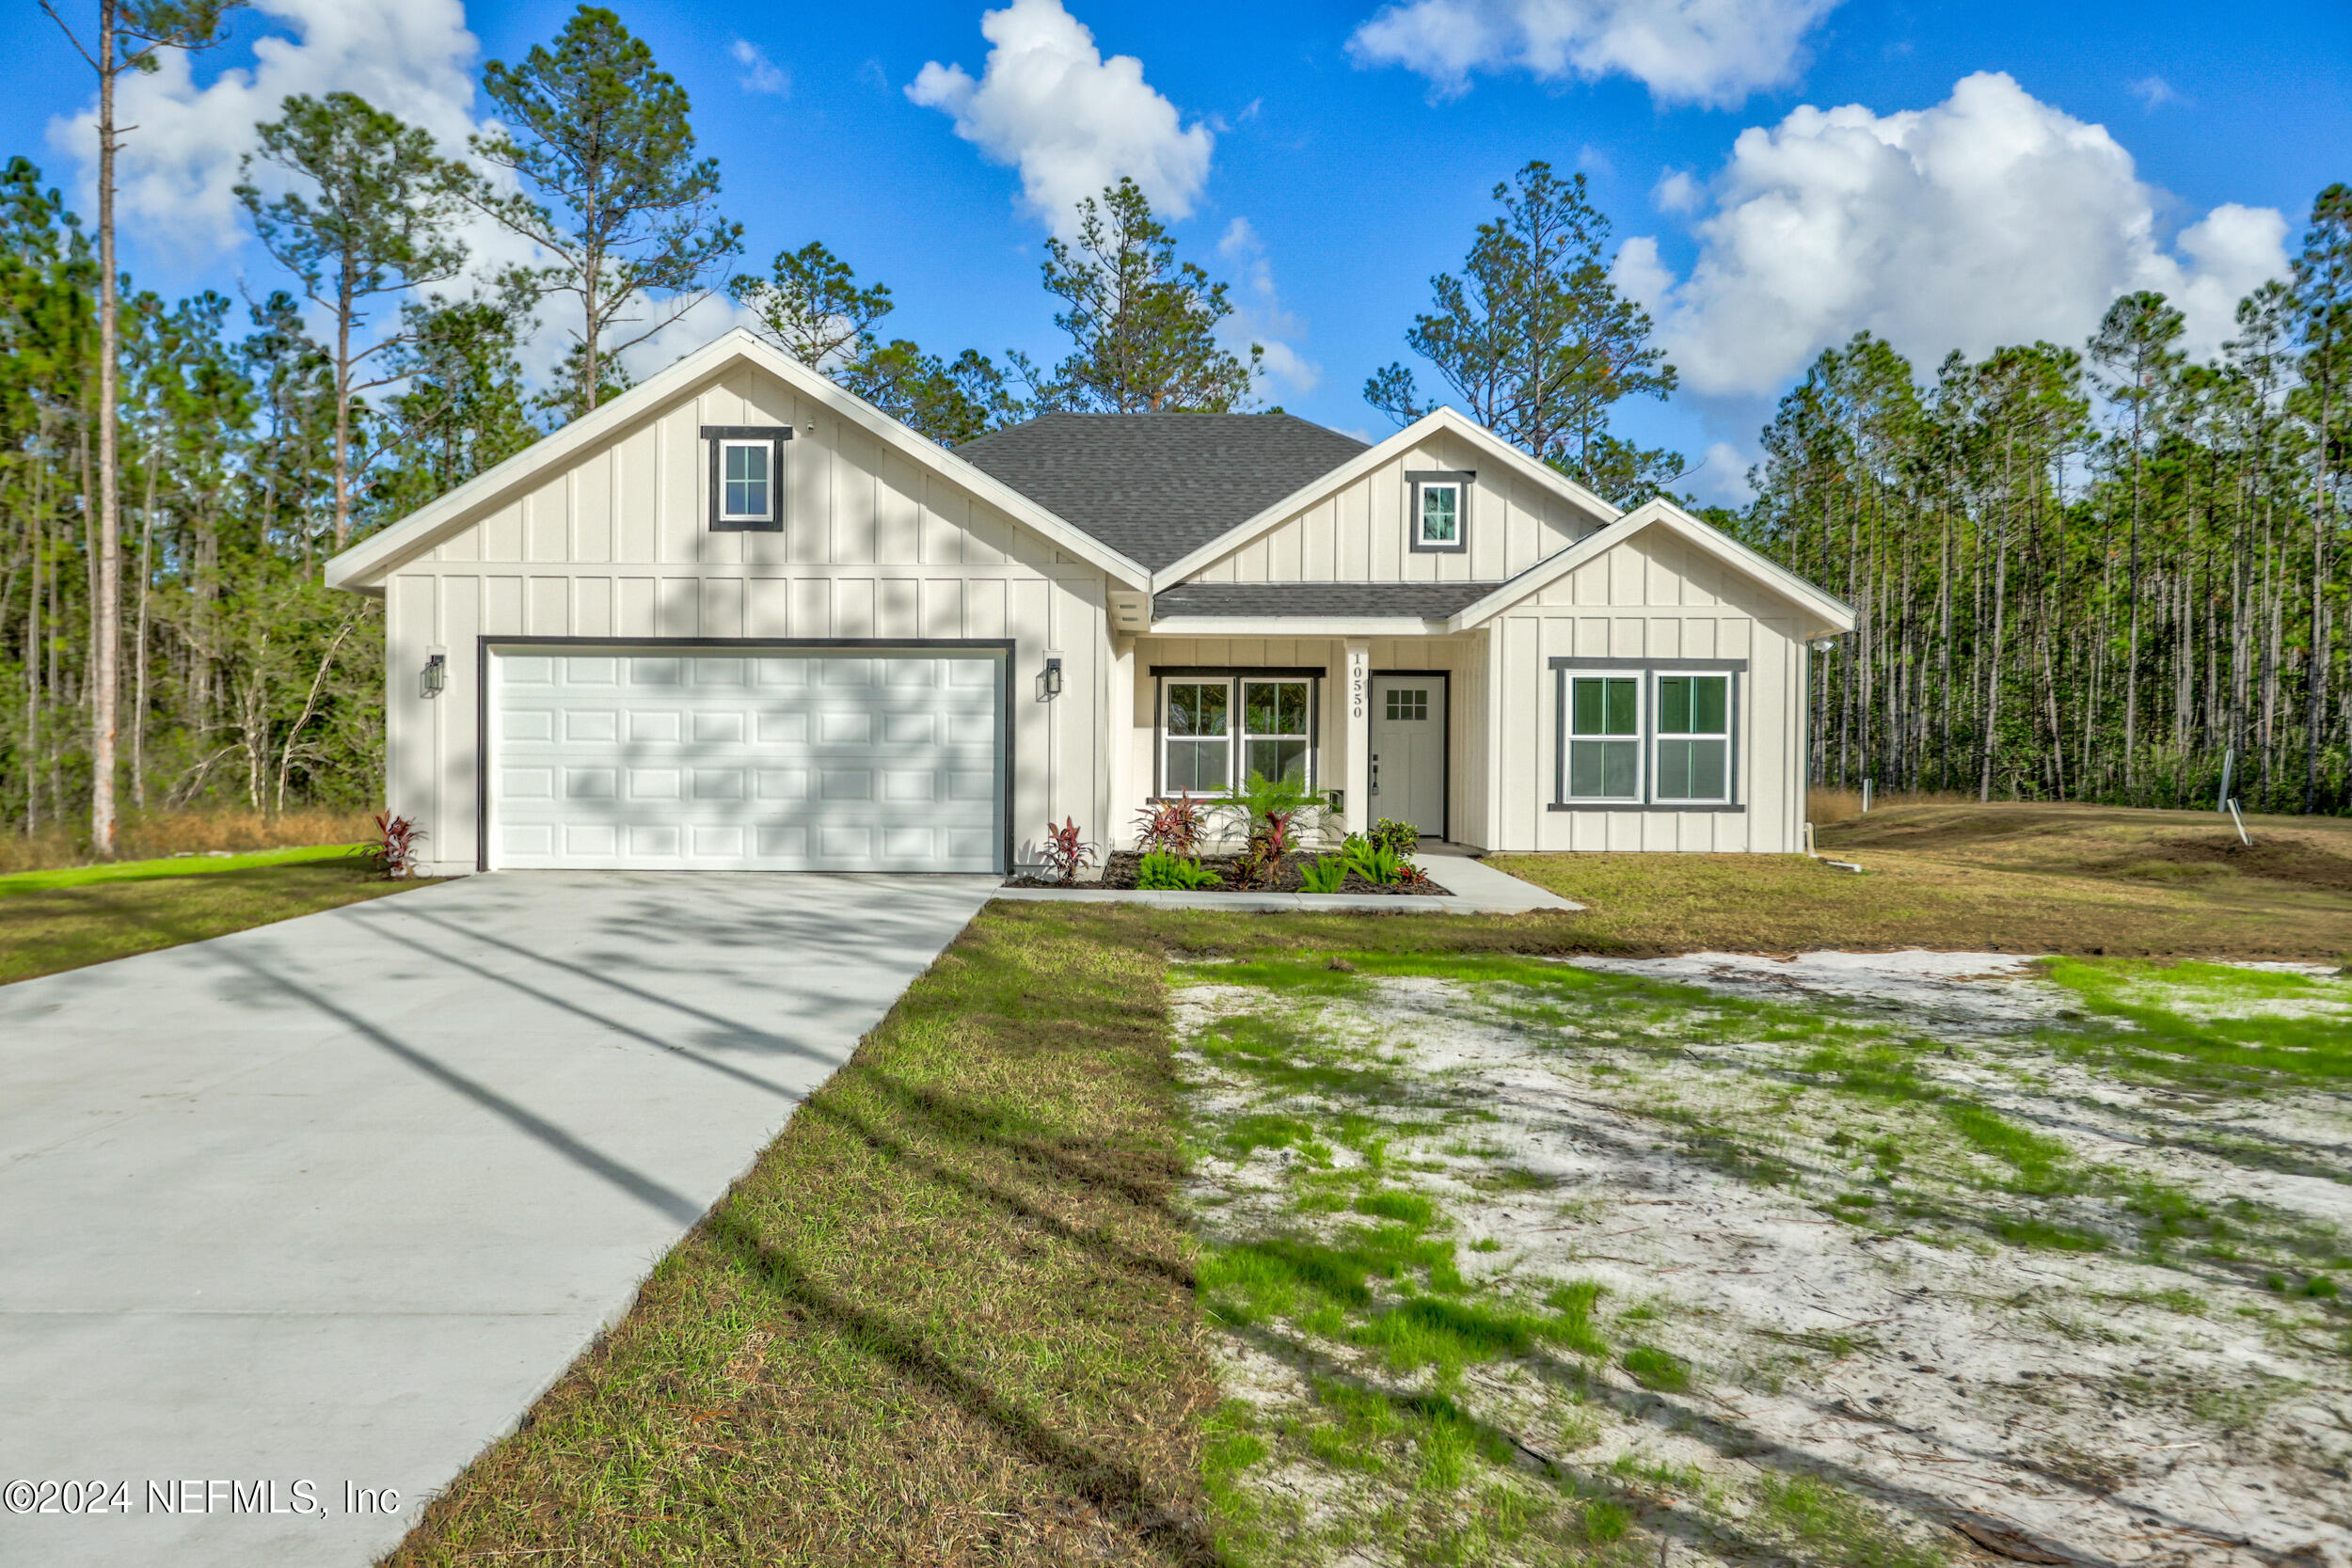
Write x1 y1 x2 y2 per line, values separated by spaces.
703 425 793 532
1407 469 1471 554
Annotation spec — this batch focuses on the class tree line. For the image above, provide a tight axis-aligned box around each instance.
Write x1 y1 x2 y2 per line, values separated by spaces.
1741 190 2351 815
6 3 1263 850
8 1 2344 855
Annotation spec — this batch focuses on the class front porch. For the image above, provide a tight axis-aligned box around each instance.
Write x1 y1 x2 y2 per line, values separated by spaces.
1106 631 1492 851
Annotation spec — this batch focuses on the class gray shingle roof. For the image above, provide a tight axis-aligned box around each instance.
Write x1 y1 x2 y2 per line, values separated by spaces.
1151 582 1506 620
957 412 1368 570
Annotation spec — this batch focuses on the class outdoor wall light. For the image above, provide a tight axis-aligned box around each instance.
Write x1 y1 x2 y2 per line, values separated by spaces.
421 652 446 699
1042 656 1064 698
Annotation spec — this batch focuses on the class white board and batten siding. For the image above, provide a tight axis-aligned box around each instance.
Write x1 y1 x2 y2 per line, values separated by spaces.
1483 524 1809 854
381 364 1106 875
1181 429 1609 586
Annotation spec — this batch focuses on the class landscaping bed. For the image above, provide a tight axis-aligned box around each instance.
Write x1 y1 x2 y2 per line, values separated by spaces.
1005 850 1452 895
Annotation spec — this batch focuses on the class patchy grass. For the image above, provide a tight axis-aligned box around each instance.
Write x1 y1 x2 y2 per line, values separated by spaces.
1487 801 2352 958
386 903 1219 1568
0 855 414 986
1175 939 2349 1566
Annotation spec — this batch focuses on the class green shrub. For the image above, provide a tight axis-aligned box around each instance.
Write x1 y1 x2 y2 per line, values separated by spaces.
1370 817 1421 858
1343 837 1407 886
1300 855 1349 893
1136 850 1222 890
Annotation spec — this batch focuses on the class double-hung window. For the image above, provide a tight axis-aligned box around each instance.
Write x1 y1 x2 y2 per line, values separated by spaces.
1551 661 1741 808
1407 470 1471 553
703 425 791 531
1654 674 1730 802
1156 673 1317 794
1241 680 1311 784
1565 675 1642 800
1164 680 1231 794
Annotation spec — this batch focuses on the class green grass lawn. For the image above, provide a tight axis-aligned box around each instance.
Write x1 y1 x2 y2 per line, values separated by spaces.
376 871 2352 1567
1489 801 2352 958
388 903 1220 1567
0 849 416 987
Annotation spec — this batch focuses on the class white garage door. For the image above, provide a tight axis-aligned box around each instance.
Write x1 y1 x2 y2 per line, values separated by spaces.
488 647 1005 872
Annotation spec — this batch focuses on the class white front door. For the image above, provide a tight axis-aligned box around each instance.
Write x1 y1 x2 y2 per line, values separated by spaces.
1368 675 1446 838
487 646 1005 872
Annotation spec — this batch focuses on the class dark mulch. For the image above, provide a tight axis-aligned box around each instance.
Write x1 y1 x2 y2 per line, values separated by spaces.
1004 850 1450 896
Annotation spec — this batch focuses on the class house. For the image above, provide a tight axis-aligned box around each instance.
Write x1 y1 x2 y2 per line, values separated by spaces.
325 330 1854 878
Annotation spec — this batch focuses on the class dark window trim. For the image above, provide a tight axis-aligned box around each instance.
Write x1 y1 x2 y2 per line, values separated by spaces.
1549 658 1742 812
1548 657 1749 672
1149 665 1327 678
703 424 794 532
1369 669 1450 841
476 636 1016 875
1149 669 1323 799
1406 469 1472 555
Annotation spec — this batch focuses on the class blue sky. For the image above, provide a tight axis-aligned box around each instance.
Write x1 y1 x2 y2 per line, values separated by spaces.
8 0 2347 499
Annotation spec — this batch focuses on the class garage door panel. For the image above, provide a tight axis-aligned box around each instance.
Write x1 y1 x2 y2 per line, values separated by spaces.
491 648 1002 871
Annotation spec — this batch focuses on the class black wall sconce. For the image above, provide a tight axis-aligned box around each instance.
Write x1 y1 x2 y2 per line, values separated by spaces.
421 651 446 699
1042 655 1063 698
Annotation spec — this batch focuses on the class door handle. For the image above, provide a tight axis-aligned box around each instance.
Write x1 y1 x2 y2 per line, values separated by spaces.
1371 754 1379 793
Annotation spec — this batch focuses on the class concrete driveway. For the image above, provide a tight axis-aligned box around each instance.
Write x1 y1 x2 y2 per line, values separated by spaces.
0 870 998 1567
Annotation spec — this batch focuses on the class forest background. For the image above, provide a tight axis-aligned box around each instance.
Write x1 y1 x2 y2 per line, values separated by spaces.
7 2 2347 865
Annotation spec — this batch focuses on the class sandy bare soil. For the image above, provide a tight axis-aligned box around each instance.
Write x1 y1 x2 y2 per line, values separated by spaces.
1178 950 2352 1567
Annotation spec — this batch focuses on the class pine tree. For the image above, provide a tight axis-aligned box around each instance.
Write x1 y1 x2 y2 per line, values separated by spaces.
469 5 740 420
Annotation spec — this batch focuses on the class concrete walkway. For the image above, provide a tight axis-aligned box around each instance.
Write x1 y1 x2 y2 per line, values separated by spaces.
991 846 1581 914
0 871 996 1568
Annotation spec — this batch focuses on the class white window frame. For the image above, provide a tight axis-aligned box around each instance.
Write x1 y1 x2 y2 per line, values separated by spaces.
1239 677 1314 788
703 424 791 532
1564 673 1645 803
1152 673 1320 797
1160 678 1233 797
1652 672 1732 804
718 440 774 524
1406 469 1471 554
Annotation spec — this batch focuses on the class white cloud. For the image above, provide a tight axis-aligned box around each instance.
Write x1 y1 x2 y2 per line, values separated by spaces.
1682 440 1756 504
2129 74 2177 110
609 293 768 387
1216 216 1320 395
1653 167 1701 214
1624 71 2290 397
733 40 788 97
1346 0 1845 108
908 0 1214 233
47 0 484 253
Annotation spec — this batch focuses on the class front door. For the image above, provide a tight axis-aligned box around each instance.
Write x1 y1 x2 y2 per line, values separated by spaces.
1368 675 1446 838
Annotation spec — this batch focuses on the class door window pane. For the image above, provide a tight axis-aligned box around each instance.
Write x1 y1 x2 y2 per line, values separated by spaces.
1383 688 1428 721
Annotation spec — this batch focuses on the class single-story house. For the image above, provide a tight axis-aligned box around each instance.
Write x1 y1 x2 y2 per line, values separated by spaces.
325 330 1854 878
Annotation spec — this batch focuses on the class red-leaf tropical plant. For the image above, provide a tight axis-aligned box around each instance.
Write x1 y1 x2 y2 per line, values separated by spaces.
368 811 425 879
1132 794 1209 857
1040 816 1097 883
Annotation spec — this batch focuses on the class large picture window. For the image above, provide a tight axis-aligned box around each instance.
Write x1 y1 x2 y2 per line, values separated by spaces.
1549 660 1742 810
1566 675 1641 800
1655 673 1730 802
1156 673 1318 794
